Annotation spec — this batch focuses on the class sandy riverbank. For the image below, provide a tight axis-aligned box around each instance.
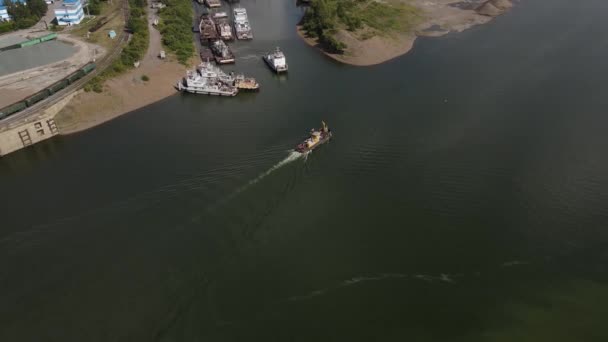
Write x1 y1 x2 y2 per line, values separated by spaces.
54 60 188 135
54 0 191 135
298 0 513 66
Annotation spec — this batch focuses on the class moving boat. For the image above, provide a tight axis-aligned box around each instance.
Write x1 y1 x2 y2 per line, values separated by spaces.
263 47 288 73
295 121 332 153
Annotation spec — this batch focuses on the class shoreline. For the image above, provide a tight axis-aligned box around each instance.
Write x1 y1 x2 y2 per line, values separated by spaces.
297 0 512 67
54 59 187 135
296 26 416 67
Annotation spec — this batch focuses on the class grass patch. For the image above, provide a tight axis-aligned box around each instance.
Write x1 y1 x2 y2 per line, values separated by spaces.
301 0 421 52
84 0 149 92
141 74 150 81
157 0 194 64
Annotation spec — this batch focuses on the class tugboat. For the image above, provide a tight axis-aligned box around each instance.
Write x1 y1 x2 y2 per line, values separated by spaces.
263 47 288 73
234 74 260 91
295 121 332 153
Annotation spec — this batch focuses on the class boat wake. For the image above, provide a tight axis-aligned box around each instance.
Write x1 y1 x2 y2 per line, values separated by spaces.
238 54 261 61
239 150 303 190
202 151 305 214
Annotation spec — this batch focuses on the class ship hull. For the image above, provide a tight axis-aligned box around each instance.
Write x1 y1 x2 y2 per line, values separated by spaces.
235 32 253 40
215 57 235 64
176 82 238 96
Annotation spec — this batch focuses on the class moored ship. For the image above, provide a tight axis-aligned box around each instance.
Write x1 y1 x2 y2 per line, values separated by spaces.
199 47 214 61
211 39 235 64
263 47 288 73
176 62 238 96
295 121 332 153
205 0 221 8
199 13 218 40
234 74 260 91
233 7 253 40
214 12 234 41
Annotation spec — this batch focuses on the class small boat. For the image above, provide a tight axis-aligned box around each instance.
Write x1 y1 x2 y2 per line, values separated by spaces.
295 121 332 153
263 47 288 73
234 74 260 91
205 0 221 8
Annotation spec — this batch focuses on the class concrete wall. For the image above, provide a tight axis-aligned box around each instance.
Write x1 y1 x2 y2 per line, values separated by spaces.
0 91 79 157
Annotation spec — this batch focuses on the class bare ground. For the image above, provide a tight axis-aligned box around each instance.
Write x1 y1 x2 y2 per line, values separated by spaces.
54 3 191 135
298 0 508 66
0 35 105 107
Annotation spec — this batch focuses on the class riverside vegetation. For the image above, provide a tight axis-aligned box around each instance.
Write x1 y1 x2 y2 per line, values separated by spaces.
85 0 149 92
157 0 194 64
301 0 420 53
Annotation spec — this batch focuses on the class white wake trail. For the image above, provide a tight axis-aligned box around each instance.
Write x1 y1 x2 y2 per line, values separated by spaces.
241 151 303 189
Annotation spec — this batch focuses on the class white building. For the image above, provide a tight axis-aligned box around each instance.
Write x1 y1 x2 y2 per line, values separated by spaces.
0 0 28 21
54 0 84 26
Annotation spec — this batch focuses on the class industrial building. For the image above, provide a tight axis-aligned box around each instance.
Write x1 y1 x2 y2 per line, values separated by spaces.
0 0 28 21
54 0 84 26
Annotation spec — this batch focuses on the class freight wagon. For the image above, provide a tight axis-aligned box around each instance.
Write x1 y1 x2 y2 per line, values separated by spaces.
24 90 50 107
0 102 27 120
48 79 69 94
0 63 96 122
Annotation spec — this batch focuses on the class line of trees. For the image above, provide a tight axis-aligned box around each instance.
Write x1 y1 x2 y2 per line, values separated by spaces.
0 0 47 32
157 0 194 64
85 0 149 92
300 0 368 52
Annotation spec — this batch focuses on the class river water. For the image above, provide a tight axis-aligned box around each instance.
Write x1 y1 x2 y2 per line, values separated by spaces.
2 0 608 340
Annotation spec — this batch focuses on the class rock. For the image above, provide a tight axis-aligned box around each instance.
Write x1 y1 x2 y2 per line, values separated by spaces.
476 0 513 17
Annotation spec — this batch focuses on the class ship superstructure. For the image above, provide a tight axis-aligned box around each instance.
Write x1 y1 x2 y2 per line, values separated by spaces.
211 39 235 64
176 61 238 96
233 7 253 40
263 47 288 73
295 121 332 153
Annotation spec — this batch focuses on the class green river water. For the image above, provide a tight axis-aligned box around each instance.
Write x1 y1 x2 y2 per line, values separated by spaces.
2 0 608 340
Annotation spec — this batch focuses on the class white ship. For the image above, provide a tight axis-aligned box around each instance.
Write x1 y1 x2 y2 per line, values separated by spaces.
233 7 253 40
176 61 238 96
263 47 288 73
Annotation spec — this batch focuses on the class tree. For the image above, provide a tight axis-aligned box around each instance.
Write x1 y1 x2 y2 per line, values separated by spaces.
4 0 47 30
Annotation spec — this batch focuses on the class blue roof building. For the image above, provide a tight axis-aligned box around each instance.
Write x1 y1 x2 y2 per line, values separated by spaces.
55 0 84 26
